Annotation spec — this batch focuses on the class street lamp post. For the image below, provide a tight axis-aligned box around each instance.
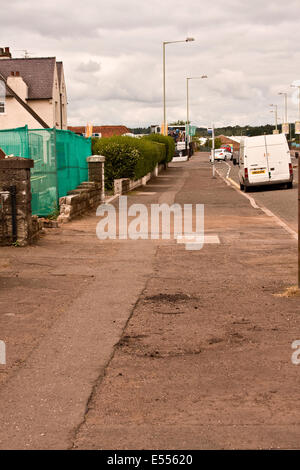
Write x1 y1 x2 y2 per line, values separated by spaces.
291 84 300 122
162 38 195 136
279 92 288 135
291 84 300 146
270 104 278 132
212 123 215 178
291 86 300 288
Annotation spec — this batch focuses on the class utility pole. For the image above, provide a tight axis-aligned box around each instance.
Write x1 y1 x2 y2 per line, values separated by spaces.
291 84 300 144
290 88 300 287
211 123 215 178
291 84 300 121
163 42 166 135
270 104 278 132
186 77 190 150
279 92 288 136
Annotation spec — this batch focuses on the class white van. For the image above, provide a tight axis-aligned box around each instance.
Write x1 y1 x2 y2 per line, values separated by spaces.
234 134 293 192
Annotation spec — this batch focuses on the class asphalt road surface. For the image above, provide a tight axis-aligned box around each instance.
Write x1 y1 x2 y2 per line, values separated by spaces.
216 154 298 232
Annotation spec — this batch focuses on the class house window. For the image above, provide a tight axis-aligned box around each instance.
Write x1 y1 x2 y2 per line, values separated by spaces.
0 80 5 114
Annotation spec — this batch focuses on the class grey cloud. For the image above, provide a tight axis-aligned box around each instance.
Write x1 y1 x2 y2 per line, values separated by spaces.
1 0 300 127
77 60 101 73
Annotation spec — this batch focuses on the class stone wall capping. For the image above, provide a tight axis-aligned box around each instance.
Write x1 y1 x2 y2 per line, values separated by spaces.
113 164 164 196
0 157 34 170
86 155 105 163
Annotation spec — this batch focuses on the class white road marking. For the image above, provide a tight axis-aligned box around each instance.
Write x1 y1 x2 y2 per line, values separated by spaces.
216 165 298 241
177 234 220 251
136 192 157 195
185 243 204 251
224 161 232 178
156 175 178 178
177 234 220 244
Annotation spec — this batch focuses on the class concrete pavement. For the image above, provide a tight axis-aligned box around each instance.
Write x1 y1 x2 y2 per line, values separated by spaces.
0 153 299 449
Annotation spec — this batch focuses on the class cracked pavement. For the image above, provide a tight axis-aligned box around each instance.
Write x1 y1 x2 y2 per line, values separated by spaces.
0 153 299 449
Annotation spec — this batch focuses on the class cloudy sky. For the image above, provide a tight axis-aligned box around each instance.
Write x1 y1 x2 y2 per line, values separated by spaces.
2 0 300 128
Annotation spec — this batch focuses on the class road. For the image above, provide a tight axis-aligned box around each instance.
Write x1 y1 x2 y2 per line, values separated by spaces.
216 154 298 233
0 152 299 449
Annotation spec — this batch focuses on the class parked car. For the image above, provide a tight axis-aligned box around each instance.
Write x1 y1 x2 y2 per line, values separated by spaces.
210 149 232 162
220 144 233 154
233 134 293 192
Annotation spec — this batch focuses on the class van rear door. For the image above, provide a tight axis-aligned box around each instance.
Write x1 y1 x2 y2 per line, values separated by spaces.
246 135 269 184
265 134 290 182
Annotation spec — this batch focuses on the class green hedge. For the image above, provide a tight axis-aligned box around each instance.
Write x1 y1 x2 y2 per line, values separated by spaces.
142 133 175 163
92 136 166 190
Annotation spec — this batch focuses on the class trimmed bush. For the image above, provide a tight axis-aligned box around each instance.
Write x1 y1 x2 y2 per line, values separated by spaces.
143 133 175 163
92 136 164 189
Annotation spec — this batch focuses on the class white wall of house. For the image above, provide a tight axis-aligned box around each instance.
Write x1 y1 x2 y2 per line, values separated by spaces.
0 63 68 130
0 95 54 130
60 72 68 130
53 67 60 128
51 65 68 130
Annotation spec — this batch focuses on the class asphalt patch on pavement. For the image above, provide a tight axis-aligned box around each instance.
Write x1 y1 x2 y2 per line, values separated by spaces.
144 293 197 303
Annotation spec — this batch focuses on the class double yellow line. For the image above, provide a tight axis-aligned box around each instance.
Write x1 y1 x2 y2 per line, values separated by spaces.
227 177 239 189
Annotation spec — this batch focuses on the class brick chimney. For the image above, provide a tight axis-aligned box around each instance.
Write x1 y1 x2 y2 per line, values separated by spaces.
0 47 12 59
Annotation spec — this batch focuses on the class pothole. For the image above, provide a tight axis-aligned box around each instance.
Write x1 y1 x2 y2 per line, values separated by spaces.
116 334 202 358
153 310 185 315
141 347 202 359
117 334 147 347
208 337 223 345
145 293 197 303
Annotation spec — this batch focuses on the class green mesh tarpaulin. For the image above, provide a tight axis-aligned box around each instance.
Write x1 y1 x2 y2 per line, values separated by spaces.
0 125 30 158
0 126 91 216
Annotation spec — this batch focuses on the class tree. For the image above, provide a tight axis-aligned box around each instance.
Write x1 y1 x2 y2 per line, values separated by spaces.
169 120 189 126
207 137 222 149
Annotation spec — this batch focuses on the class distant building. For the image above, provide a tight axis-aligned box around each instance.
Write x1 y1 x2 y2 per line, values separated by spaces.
150 124 160 134
68 125 130 138
218 135 242 151
0 47 67 130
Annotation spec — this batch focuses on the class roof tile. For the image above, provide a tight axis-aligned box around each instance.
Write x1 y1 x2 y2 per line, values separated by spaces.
0 57 56 99
68 125 130 138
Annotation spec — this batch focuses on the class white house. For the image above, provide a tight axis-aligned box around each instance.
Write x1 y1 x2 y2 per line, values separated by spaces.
0 47 67 130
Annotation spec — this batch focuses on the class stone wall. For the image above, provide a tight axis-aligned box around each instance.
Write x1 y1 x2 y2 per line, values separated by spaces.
114 163 165 195
57 156 105 224
0 157 39 246
58 182 102 223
